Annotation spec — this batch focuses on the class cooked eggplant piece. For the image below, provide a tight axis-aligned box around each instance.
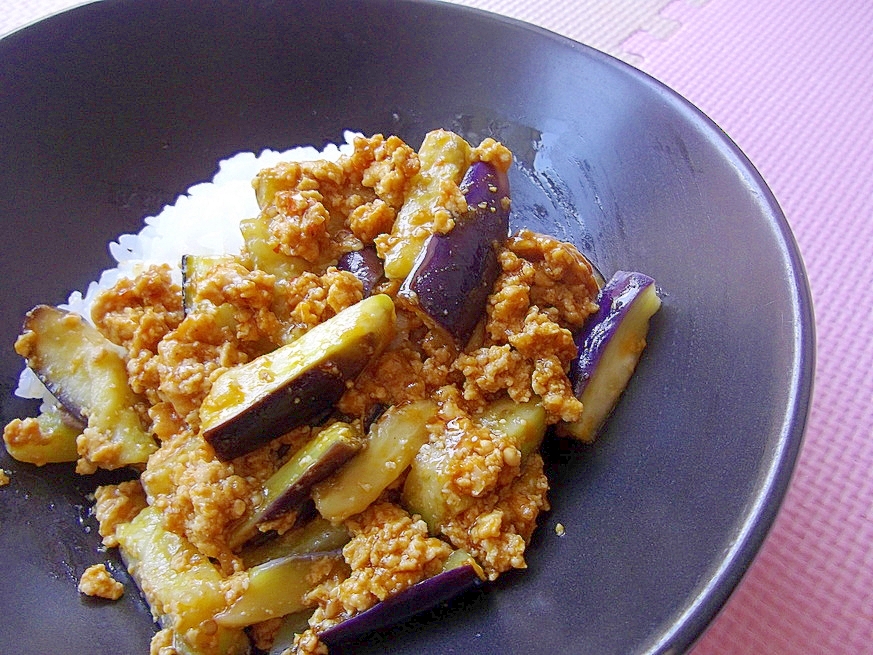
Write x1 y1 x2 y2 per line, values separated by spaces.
400 439 455 534
337 245 383 297
268 610 315 655
240 215 309 280
319 552 484 647
116 506 249 653
2 402 81 466
398 160 510 344
200 294 396 460
312 399 436 523
215 551 345 628
229 422 362 549
476 395 547 458
401 397 545 534
382 129 473 280
181 254 239 314
14 305 156 469
241 516 351 568
170 630 250 655
561 271 661 442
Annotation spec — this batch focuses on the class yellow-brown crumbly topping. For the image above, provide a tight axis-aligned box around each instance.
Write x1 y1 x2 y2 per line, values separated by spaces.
0 469 9 486
188 257 284 346
91 264 184 406
148 628 176 655
248 617 285 652
141 431 256 573
78 563 124 600
94 480 148 547
454 229 599 423
441 453 550 580
404 385 550 580
75 428 121 476
276 267 363 343
288 631 329 655
150 311 251 429
91 263 184 355
3 418 48 463
336 307 458 418
253 134 419 271
472 137 513 173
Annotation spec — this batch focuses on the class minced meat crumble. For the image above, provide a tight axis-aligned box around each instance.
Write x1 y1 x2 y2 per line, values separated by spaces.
78 563 124 600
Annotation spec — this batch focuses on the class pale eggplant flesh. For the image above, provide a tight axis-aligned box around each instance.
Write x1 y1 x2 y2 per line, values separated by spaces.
116 506 248 651
2 401 81 466
381 130 474 280
240 516 350 569
562 270 661 442
228 422 362 549
401 396 546 535
214 550 345 629
200 294 396 460
14 305 156 469
398 160 510 345
312 400 436 523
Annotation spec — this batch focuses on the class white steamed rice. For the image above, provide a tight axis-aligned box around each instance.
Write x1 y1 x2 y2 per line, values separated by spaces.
16 131 362 401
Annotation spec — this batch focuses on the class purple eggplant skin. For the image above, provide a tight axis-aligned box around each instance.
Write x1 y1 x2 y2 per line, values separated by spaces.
337 245 383 297
563 270 661 442
398 160 510 344
569 271 658 394
319 564 483 647
200 294 396 460
205 365 344 461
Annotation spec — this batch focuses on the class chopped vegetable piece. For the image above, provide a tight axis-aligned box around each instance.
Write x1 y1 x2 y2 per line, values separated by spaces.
116 506 247 652
561 271 661 442
241 517 351 568
381 130 473 279
312 400 437 523
2 402 81 466
337 245 383 297
215 551 345 628
441 548 486 578
229 422 362 549
320 562 483 647
200 294 396 460
181 254 239 314
476 396 547 458
268 611 316 655
398 160 510 344
170 626 251 655
14 305 156 470
240 215 309 279
401 396 545 534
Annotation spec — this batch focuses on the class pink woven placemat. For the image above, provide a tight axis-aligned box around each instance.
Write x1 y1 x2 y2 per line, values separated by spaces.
625 1 873 653
3 1 872 653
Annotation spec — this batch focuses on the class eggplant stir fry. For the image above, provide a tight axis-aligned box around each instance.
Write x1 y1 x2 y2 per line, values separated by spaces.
3 130 660 655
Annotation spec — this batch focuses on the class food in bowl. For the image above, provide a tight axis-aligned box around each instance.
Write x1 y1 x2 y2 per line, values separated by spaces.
3 129 659 654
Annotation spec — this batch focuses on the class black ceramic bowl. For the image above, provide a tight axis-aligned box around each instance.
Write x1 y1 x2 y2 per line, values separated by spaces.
0 1 813 654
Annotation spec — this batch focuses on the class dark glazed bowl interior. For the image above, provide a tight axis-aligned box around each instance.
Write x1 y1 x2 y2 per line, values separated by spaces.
0 1 814 654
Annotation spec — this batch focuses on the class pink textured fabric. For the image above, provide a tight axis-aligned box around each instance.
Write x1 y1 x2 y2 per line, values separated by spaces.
3 2 872 653
628 1 873 653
